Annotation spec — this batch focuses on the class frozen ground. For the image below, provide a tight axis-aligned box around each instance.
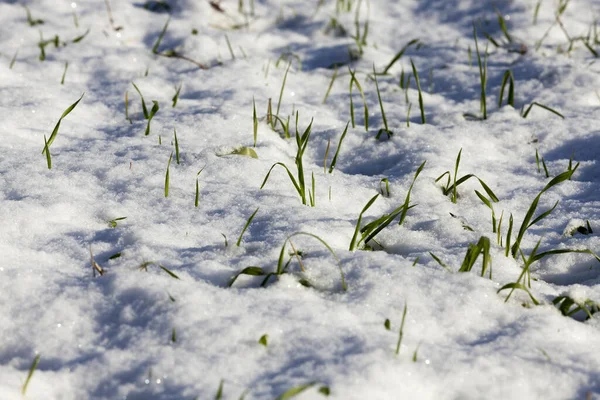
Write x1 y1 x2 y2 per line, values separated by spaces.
1 0 600 399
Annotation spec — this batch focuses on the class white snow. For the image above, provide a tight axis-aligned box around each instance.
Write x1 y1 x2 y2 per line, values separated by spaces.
1 0 600 399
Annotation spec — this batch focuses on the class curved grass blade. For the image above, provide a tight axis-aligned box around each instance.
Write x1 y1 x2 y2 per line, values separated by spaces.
228 266 266 287
260 162 302 202
236 207 259 246
329 122 349 173
382 38 419 74
145 100 159 136
348 68 369 131
42 93 85 154
278 232 346 291
522 102 564 119
497 282 540 305
132 82 149 119
276 382 317 400
350 194 379 251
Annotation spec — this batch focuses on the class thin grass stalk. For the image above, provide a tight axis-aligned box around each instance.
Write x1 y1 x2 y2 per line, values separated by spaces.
410 59 426 124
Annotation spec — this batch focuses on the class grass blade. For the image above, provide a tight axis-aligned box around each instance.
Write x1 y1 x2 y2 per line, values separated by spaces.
42 93 85 154
236 207 259 247
328 122 350 173
22 354 41 395
410 59 426 124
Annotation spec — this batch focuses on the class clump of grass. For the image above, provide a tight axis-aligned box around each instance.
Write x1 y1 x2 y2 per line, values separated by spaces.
553 296 600 320
260 114 314 206
498 70 514 108
21 354 41 396
410 59 426 124
41 93 85 168
459 236 492 278
510 166 578 258
435 148 499 204
236 207 259 246
521 102 564 119
348 68 369 131
499 239 600 304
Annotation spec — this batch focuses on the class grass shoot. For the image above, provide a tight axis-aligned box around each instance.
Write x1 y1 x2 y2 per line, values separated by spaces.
236 207 259 246
498 70 514 108
60 62 68 84
410 59 426 124
173 129 180 164
164 152 173 197
373 64 393 139
395 303 407 355
521 102 564 119
348 68 369 131
328 122 349 173
172 82 182 107
42 93 85 163
21 354 41 396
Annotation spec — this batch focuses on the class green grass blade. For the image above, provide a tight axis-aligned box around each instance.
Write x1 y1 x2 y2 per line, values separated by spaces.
276 61 291 118
276 382 317 400
410 59 426 124
253 97 258 147
21 354 41 395
398 161 426 225
42 92 84 154
145 100 159 136
164 152 172 197
153 17 170 54
382 38 419 74
329 122 349 173
228 266 266 287
395 303 407 355
172 82 182 107
350 194 379 251
322 66 338 104
132 82 149 119
236 207 259 246
174 129 180 164
260 162 303 202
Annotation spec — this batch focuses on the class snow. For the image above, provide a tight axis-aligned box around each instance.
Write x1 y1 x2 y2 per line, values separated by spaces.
1 0 600 399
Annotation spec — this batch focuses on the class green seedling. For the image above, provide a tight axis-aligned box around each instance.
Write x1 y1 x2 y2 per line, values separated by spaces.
322 66 338 103
351 0 370 54
496 211 504 246
412 342 422 362
171 327 177 343
349 194 379 251
510 166 578 258
348 68 369 130
258 334 268 346
261 115 314 206
236 207 259 246
145 101 159 136
252 97 258 147
153 17 170 54
24 5 44 26
459 236 492 278
395 303 407 355
276 61 292 119
139 261 180 279
500 240 600 304
553 296 600 320
173 129 180 164
328 122 349 173
498 70 515 108
22 354 41 395
323 138 331 173
9 49 18 69
164 152 172 197
410 59 426 124
172 82 182 107
473 24 488 120
398 161 426 225
406 102 412 127
60 61 69 84
42 93 84 161
382 39 419 74
108 216 127 228
505 213 513 257
373 64 392 139
435 149 499 204
521 102 564 119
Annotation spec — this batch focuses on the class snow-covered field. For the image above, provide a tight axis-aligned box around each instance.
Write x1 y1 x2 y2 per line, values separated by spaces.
2 0 600 398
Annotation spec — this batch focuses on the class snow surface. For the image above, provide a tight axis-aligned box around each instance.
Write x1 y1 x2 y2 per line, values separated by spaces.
1 0 600 399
